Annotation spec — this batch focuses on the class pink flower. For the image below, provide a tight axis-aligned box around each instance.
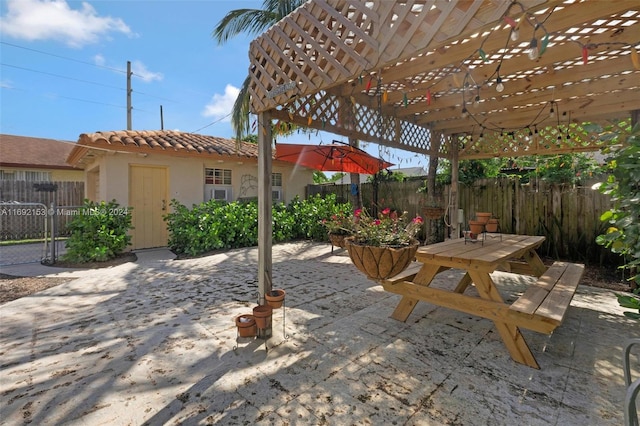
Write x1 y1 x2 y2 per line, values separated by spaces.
354 209 363 217
374 219 381 225
412 216 424 224
381 208 391 215
390 211 398 220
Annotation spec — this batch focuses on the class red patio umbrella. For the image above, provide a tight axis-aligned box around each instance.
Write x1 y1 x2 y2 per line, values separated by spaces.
275 142 393 174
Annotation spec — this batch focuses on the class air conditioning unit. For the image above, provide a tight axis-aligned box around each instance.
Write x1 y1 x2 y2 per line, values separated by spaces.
272 189 282 201
211 188 230 201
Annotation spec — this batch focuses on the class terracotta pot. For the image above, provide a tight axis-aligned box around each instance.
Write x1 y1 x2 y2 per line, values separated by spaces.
265 289 286 309
235 314 257 337
475 212 492 224
252 305 273 329
469 220 485 235
345 237 419 281
328 233 347 248
485 218 499 233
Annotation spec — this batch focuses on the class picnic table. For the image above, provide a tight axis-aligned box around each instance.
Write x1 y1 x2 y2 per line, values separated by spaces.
381 234 584 369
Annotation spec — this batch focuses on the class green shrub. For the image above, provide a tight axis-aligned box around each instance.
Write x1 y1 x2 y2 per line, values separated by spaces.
595 122 640 288
165 194 352 256
62 199 133 263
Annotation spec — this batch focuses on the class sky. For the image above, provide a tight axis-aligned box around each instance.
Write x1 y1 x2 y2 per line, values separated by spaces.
0 0 429 171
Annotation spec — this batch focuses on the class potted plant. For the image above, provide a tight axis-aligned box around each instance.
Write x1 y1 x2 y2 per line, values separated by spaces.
345 207 423 280
485 218 499 233
253 304 273 329
422 203 446 220
235 314 257 337
320 212 354 248
265 289 286 309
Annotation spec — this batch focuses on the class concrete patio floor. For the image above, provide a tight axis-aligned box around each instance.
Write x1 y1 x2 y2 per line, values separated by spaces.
1 241 638 425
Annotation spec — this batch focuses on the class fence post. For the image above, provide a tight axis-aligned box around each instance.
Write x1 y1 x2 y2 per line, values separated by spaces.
50 201 57 263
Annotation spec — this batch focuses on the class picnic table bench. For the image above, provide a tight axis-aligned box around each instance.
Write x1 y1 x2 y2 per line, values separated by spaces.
381 234 584 369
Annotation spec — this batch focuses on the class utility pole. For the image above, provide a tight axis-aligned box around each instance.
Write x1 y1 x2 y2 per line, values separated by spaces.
127 61 132 130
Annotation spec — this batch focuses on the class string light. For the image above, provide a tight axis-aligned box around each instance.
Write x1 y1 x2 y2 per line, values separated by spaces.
528 37 539 60
496 76 504 93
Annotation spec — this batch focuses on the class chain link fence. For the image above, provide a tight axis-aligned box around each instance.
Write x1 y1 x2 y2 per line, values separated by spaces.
0 202 81 266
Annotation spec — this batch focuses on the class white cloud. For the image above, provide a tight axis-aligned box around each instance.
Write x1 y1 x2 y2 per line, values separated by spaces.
0 0 133 47
131 60 163 83
0 80 14 89
93 54 105 66
202 84 239 121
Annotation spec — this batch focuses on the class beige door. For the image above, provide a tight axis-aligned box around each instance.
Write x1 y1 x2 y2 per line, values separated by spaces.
129 165 168 249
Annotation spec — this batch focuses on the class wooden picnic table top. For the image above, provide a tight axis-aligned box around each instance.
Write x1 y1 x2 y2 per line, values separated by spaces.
415 234 546 271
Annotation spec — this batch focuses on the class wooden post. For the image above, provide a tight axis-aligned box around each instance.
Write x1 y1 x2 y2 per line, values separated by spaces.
257 110 273 335
449 134 460 239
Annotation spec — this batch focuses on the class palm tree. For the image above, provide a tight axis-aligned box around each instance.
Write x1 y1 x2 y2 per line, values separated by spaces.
212 0 305 141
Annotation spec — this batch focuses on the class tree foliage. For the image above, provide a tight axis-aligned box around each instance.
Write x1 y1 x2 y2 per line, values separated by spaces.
594 122 640 288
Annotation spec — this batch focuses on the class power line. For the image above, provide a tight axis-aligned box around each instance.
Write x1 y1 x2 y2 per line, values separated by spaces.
191 112 232 133
1 42 177 102
0 41 125 73
1 63 126 91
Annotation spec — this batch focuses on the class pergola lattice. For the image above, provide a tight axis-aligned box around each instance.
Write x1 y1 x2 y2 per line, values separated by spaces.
245 0 640 298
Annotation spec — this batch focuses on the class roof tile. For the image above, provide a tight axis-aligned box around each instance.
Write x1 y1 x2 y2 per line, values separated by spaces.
75 130 262 159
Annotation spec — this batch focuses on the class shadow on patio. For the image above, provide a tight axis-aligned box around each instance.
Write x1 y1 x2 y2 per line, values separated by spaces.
0 242 637 425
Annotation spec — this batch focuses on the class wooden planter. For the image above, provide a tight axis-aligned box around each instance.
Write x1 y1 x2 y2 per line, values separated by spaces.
265 289 286 309
345 238 419 281
253 305 273 329
235 314 257 337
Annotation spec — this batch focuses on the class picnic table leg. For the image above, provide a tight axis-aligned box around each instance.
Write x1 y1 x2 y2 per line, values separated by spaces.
390 264 444 322
453 272 473 294
524 249 547 277
468 270 540 369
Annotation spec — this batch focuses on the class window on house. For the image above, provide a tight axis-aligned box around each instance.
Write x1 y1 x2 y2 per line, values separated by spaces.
272 172 283 201
205 168 231 185
272 172 282 187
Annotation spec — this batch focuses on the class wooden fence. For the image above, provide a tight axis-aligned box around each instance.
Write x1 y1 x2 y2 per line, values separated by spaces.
0 181 85 240
310 177 616 265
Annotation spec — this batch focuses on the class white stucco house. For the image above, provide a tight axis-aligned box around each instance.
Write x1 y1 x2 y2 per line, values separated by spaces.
66 130 314 250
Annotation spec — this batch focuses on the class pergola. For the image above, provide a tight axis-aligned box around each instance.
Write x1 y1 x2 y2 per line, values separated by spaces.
246 0 640 300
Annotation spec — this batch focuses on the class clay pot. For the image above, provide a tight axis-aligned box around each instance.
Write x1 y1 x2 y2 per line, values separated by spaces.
485 218 499 233
235 314 257 337
475 212 492 224
469 220 485 235
265 289 286 309
253 305 273 329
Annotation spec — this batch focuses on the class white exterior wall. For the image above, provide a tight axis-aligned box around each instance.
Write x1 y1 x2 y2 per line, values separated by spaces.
82 152 313 208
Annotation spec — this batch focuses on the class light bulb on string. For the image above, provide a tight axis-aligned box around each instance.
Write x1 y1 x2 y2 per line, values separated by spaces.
473 94 481 108
461 106 469 118
510 28 520 42
528 37 539 60
549 104 555 118
496 76 504 93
